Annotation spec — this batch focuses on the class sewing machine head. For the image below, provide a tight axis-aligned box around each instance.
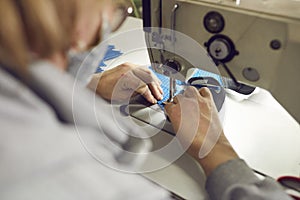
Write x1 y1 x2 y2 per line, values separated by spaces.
142 0 300 122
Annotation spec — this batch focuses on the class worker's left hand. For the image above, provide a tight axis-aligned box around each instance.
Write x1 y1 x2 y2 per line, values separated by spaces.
164 86 238 176
89 63 163 103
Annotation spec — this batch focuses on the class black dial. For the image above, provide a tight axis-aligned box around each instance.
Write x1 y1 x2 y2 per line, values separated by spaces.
205 34 238 63
203 11 225 34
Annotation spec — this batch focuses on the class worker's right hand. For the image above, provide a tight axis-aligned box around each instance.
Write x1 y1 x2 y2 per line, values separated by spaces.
164 87 238 176
88 62 163 103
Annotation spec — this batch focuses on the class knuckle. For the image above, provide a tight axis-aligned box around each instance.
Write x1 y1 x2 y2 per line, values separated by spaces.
120 62 133 69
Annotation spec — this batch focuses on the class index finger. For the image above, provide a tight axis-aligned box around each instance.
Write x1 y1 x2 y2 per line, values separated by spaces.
132 66 162 86
133 66 164 99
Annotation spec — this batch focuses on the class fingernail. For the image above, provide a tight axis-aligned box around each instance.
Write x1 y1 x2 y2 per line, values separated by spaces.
152 98 157 104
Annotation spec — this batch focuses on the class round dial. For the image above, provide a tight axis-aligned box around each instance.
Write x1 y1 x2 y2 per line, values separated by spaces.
203 11 225 34
205 34 238 63
209 39 230 60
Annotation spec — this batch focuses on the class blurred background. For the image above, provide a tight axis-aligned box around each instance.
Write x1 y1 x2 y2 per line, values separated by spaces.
130 0 142 18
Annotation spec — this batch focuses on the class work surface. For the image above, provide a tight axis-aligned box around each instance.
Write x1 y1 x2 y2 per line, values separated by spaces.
102 17 300 199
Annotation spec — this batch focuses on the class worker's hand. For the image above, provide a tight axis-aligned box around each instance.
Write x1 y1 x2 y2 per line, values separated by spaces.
165 87 238 176
89 63 163 103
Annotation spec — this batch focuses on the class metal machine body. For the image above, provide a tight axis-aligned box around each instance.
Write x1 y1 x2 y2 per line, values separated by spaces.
143 0 300 122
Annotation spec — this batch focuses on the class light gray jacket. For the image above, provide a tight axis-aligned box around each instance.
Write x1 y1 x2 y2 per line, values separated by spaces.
0 61 291 200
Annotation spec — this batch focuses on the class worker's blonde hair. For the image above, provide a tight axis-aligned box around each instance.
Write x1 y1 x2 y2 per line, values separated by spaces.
0 0 78 73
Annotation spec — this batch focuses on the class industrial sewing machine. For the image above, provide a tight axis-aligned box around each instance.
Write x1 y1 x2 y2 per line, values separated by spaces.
104 2 300 198
142 0 300 122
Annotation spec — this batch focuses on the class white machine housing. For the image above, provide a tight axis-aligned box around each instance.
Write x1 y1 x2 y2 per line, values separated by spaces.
144 0 300 122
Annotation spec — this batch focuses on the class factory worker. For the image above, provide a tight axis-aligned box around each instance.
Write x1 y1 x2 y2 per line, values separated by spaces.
0 0 293 200
0 1 166 199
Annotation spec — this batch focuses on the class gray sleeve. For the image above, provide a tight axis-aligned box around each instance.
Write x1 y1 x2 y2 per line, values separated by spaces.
0 66 172 200
67 51 96 85
206 159 292 200
67 49 103 85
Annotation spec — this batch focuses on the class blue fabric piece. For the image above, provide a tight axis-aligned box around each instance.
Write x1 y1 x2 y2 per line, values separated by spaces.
95 67 104 73
101 45 123 61
103 51 122 61
98 60 106 67
149 67 223 110
191 69 224 86
95 45 123 73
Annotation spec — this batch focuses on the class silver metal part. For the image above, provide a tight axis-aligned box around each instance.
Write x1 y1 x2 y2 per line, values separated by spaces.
167 4 180 102
168 77 177 102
